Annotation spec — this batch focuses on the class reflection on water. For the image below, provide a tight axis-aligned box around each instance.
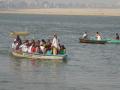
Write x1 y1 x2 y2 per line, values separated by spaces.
11 57 67 73
7 57 69 90
10 56 67 73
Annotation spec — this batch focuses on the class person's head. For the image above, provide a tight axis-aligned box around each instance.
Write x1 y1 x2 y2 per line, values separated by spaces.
13 41 16 44
16 35 21 41
32 42 35 47
37 40 40 43
42 39 46 43
53 33 57 38
54 32 57 35
61 45 65 49
31 39 35 43
96 32 100 34
116 33 119 36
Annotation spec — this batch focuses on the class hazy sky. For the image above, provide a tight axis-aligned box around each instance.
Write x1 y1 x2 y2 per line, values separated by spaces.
0 0 120 4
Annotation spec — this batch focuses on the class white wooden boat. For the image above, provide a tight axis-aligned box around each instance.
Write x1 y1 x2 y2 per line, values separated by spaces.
11 51 67 60
10 31 67 60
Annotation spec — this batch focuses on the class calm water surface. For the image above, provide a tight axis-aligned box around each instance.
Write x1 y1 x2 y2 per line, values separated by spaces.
0 14 120 90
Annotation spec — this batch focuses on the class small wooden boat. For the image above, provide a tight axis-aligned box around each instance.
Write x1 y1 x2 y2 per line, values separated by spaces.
79 38 107 44
10 31 67 60
11 51 67 60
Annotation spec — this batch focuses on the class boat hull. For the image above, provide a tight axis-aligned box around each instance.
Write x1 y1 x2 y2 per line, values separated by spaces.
107 39 120 44
11 51 67 60
79 38 107 44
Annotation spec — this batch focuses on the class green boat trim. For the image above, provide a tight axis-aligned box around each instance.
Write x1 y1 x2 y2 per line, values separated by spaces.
103 39 120 44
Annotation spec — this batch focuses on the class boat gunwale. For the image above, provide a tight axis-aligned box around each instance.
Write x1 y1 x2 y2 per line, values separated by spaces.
11 51 67 60
79 38 107 44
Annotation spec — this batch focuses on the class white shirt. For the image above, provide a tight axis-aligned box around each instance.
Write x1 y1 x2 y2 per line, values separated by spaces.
82 33 87 38
28 46 32 53
52 37 59 48
20 44 28 52
40 46 45 53
12 43 17 49
96 35 101 40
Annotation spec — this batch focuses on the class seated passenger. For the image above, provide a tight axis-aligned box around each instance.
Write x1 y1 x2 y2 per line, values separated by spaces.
59 45 66 55
28 45 32 54
31 44 36 53
46 49 52 55
46 39 52 50
12 41 17 50
40 40 46 54
29 42 36 54
15 41 21 50
116 33 119 40
19 42 28 53
45 39 52 55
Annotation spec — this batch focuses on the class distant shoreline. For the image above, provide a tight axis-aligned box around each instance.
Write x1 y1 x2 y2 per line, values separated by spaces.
0 8 120 16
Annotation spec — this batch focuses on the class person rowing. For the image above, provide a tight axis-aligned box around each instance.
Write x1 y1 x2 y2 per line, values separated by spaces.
82 32 88 39
96 32 102 40
116 33 119 40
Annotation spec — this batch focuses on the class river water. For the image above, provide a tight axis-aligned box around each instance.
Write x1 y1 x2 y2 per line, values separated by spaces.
0 14 120 90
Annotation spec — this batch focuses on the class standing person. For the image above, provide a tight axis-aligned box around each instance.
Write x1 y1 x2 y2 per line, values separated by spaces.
96 32 102 40
15 35 22 45
51 33 60 55
116 33 119 40
82 32 88 39
12 35 22 50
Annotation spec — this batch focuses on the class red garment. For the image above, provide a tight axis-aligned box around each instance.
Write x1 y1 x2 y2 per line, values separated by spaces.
31 47 36 53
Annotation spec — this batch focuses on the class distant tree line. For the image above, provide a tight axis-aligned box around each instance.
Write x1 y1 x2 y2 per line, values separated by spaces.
0 0 120 9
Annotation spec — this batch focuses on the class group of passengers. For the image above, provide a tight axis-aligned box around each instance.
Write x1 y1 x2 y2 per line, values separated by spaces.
82 32 120 40
12 33 66 55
